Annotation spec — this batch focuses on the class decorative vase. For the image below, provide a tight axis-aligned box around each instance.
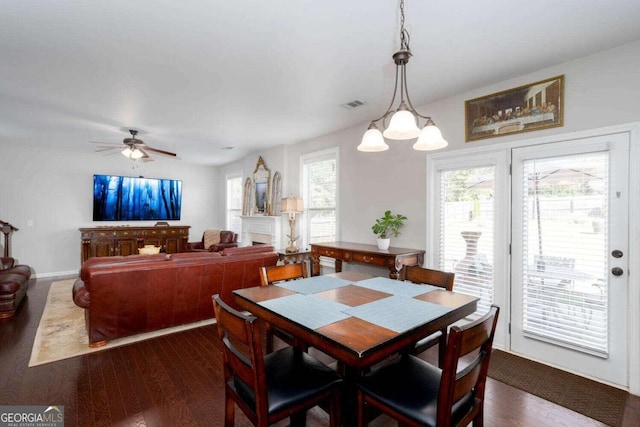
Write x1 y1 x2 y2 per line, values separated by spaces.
377 238 390 250
454 231 492 286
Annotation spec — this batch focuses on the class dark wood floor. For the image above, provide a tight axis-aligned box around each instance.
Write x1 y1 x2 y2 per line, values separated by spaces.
1 278 638 427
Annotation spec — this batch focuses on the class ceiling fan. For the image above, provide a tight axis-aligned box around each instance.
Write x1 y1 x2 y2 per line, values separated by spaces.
92 129 177 161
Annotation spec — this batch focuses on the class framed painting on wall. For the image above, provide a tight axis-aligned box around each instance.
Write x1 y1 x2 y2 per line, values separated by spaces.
465 75 564 142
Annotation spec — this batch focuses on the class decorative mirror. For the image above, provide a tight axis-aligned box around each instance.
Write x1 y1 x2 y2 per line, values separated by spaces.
253 156 271 214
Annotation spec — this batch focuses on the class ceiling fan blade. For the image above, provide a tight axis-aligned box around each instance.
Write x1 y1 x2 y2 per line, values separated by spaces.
137 148 154 162
95 146 119 152
144 146 177 157
90 141 122 146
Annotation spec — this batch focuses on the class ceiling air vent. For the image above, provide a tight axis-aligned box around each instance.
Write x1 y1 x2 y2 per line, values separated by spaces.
341 100 365 110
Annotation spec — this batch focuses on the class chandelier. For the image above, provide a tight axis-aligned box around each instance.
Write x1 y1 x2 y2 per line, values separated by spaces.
357 0 448 152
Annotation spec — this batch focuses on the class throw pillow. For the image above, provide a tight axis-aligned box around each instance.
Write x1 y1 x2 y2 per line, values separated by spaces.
203 229 221 249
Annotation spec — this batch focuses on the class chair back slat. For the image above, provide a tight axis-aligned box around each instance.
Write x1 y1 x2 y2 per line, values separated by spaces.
260 263 308 286
451 353 484 403
400 265 455 291
437 305 499 426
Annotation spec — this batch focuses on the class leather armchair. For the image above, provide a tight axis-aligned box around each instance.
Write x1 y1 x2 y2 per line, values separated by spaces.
185 230 238 252
0 257 31 319
1 257 14 270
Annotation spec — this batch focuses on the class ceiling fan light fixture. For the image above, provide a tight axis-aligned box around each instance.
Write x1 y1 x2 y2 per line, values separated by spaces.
130 148 144 159
121 145 144 159
360 0 447 153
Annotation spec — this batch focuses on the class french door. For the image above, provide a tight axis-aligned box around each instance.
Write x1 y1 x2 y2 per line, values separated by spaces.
511 134 629 386
429 130 631 388
428 151 509 342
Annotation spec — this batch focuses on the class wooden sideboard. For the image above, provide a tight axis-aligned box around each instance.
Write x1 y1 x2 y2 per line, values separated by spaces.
80 225 190 263
310 241 425 279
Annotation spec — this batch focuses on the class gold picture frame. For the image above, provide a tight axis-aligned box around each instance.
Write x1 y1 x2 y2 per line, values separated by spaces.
465 75 564 142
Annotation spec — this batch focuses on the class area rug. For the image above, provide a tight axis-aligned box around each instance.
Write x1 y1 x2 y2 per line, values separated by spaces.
488 349 628 426
29 279 216 367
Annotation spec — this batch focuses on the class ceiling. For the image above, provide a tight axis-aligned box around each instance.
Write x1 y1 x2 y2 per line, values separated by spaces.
2 1 640 166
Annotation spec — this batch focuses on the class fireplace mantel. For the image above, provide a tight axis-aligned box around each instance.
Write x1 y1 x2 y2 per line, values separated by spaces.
240 216 282 249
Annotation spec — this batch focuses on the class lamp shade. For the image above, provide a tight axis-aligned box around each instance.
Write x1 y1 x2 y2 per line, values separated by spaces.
358 126 389 152
383 109 420 140
413 122 448 151
281 195 304 214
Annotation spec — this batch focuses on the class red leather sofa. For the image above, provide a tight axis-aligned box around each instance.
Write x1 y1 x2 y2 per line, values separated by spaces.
72 246 278 347
0 257 31 319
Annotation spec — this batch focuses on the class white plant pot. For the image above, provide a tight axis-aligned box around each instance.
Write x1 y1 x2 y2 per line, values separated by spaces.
377 238 391 250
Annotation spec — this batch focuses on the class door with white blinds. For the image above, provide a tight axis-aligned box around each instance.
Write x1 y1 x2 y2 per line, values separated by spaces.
429 151 509 331
511 134 629 386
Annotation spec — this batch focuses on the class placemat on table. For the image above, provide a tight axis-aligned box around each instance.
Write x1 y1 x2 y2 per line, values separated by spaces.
259 293 350 330
356 276 438 297
344 295 452 332
275 275 353 294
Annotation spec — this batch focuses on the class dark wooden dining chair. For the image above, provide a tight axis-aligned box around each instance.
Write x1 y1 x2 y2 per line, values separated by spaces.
400 265 455 366
355 305 500 427
259 263 308 353
212 294 343 427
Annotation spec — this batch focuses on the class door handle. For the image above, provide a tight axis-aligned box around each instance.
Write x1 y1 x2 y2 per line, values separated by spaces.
612 250 623 258
611 267 624 276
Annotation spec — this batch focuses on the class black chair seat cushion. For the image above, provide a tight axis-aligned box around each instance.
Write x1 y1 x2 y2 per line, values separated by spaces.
232 346 342 414
357 355 474 426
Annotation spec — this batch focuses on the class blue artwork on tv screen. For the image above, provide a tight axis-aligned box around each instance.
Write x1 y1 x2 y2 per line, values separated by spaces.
93 175 182 221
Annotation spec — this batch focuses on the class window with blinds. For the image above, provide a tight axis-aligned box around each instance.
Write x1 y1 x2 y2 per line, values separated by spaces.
520 152 609 356
226 175 243 235
301 149 338 249
439 167 495 316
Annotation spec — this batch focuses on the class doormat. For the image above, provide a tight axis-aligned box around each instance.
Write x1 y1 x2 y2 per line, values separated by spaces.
488 349 628 426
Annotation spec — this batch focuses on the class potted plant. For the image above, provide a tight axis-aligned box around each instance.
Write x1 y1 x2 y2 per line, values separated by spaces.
372 210 407 250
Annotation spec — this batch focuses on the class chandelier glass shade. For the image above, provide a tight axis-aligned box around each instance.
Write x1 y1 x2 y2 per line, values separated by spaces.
357 0 448 153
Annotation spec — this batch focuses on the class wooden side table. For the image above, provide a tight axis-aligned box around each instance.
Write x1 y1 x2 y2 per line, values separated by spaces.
277 249 311 265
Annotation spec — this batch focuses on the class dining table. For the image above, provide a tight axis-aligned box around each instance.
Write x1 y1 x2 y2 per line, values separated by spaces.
232 271 479 372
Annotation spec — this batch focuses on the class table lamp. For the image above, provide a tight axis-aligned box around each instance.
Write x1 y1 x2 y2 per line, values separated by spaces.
281 194 304 253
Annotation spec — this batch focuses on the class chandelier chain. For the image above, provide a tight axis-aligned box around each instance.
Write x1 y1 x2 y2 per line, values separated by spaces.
399 0 410 52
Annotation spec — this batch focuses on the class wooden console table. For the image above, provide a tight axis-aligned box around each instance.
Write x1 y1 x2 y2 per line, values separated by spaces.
80 225 190 263
310 241 425 279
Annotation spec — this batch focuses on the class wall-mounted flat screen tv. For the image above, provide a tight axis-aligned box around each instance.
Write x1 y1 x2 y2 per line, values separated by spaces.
93 175 182 221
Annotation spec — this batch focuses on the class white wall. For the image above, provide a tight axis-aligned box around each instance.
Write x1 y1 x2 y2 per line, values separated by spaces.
226 40 640 273
0 145 218 277
3 39 639 279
